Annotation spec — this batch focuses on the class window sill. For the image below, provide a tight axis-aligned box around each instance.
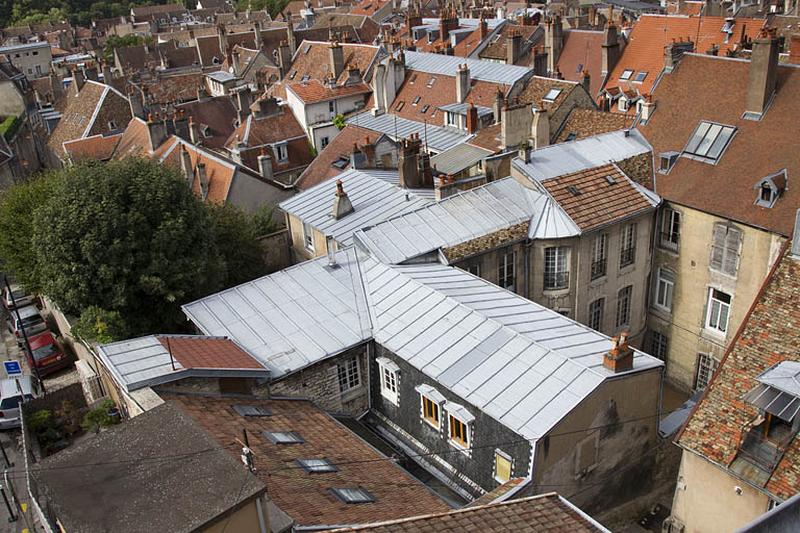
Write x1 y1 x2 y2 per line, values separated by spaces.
618 263 636 276
422 418 440 432
380 391 399 406
708 267 738 280
651 305 672 318
340 385 364 402
494 476 511 484
658 243 680 255
542 286 570 298
448 439 471 456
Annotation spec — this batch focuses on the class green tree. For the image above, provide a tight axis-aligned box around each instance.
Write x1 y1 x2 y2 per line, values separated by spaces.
0 170 65 293
250 203 280 236
208 203 267 287
72 305 127 344
236 0 290 19
332 114 346 130
31 158 224 335
102 34 153 63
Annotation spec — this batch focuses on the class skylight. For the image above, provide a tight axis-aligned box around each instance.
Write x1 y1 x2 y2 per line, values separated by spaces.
297 458 338 473
427 76 436 88
330 487 375 504
264 431 304 444
634 71 647 82
543 88 562 102
232 404 271 417
412 96 421 106
683 121 736 164
620 69 633 80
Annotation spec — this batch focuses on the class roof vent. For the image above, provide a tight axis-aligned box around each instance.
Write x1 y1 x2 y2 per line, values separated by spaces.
567 185 581 196
605 175 616 185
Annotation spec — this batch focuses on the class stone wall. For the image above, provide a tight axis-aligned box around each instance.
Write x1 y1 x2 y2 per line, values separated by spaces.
258 228 292 273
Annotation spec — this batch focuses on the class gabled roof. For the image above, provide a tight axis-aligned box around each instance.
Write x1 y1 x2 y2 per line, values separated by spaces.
556 29 608 97
639 54 800 236
287 79 371 104
32 402 265 533
512 128 651 182
182 247 372 378
605 14 765 96
677 243 800 500
346 111 470 152
62 132 122 162
279 167 433 247
287 40 383 86
95 335 269 392
326 492 609 532
295 124 379 189
155 137 242 203
402 50 532 86
166 394 450 528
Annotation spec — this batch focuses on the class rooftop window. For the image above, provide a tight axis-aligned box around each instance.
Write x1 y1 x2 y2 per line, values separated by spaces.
330 487 375 504
412 96 421 106
300 74 310 82
753 169 786 209
543 88 562 102
683 121 736 164
232 404 271 417
633 71 647 82
296 458 337 473
421 104 430 113
619 69 633 80
395 101 405 111
426 76 437 88
264 431 304 444
302 43 312 54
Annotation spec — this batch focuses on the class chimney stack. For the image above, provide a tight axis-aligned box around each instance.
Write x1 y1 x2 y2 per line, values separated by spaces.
792 209 800 258
128 86 145 119
519 142 531 163
258 150 274 181
253 20 263 50
790 34 800 65
278 40 292 77
146 113 169 149
189 116 200 144
232 49 241 75
601 18 620 76
180 143 194 189
197 162 209 200
331 179 354 219
501 101 533 150
235 87 252 123
603 332 634 373
531 107 549 149
466 103 479 133
581 70 591 94
640 94 656 122
456 63 470 103
545 15 563 75
329 40 345 81
399 133 422 188
326 235 337 267
72 67 85 95
507 29 522 65
493 88 504 124
745 29 779 117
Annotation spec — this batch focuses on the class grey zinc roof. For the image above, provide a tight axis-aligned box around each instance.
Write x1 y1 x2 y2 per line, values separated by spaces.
512 129 652 182
430 143 493 175
346 112 470 153
363 257 663 440
32 402 265 533
95 335 269 392
279 168 433 247
438 102 493 118
182 248 372 378
402 50 531 86
354 177 579 265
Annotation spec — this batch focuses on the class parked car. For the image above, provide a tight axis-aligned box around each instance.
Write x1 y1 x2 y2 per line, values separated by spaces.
0 376 36 429
26 332 70 377
2 284 33 310
6 305 48 342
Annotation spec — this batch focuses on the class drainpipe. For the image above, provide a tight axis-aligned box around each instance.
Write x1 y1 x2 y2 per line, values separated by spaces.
573 238 581 320
524 238 532 299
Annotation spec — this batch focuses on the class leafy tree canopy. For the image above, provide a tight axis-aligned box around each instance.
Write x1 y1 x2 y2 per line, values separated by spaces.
103 34 153 63
236 0 289 19
1 1 180 30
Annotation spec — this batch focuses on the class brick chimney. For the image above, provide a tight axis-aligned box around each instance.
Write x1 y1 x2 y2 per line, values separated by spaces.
332 179 354 219
180 143 194 188
399 133 422 188
456 63 470 103
479 12 487 39
745 29 779 117
507 29 522 65
664 40 694 72
72 67 85 95
466 103 479 133
493 88 504 124
601 19 620 76
603 332 634 373
146 113 169 149
258 150 274 181
330 40 345 80
278 40 292 78
790 34 800 65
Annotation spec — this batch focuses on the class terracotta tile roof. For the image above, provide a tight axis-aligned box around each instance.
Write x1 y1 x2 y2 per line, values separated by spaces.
516 76 576 110
390 70 508 122
288 79 371 104
113 117 158 159
47 81 132 158
467 123 502 152
554 108 631 143
166 394 451 528
556 29 606 97
296 124 377 189
479 24 540 63
139 72 206 105
323 492 608 532
287 41 382 86
311 14 381 43
541 163 656 232
605 15 765 97
155 335 263 369
639 53 800 236
351 0 390 16
666 0 705 15
62 132 122 162
176 96 238 150
677 243 800 500
155 137 238 203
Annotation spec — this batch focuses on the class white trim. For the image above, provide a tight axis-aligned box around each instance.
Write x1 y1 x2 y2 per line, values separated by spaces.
82 85 110 138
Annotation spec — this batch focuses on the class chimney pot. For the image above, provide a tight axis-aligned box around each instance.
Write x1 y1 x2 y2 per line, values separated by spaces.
332 179 354 219
603 332 634 373
326 235 337 267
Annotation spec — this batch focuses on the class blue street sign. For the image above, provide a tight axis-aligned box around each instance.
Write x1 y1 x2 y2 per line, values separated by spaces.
3 361 21 378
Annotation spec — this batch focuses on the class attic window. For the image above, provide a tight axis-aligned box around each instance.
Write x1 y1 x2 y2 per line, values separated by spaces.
604 175 616 185
754 169 786 208
426 77 437 88
300 74 310 82
575 63 583 73
264 431 304 444
409 73 418 84
683 121 736 164
633 71 647 82
412 96 421 106
492 34 501 43
567 185 581 196
232 404 271 417
565 132 577 142
659 151 679 174
395 101 405 111
212 56 220 65
296 458 337 473
332 157 349 169
543 88 562 102
330 487 375 504
620 69 634 80
201 125 212 138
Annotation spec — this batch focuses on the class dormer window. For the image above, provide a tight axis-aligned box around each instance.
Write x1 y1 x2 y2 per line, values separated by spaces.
659 152 679 174
619 69 634 80
753 169 786 209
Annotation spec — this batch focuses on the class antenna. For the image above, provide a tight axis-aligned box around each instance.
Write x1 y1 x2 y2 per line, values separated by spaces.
165 336 176 371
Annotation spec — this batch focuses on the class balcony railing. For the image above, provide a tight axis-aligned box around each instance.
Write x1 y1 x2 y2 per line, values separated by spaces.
590 259 607 280
544 271 569 291
620 246 636 268
659 232 679 252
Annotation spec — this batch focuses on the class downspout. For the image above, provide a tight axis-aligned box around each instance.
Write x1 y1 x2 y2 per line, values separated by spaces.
255 495 268 533
573 237 581 320
524 238 532 299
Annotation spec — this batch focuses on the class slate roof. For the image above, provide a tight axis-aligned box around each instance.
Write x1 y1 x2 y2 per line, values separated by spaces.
167 394 450 528
639 53 800 236
540 163 658 232
324 492 609 532
95 334 268 392
346 112 470 152
182 248 372 378
32 402 266 533
605 14 765 96
280 167 433 246
677 243 800 500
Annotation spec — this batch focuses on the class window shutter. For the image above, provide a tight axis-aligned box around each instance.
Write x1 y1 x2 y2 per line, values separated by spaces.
723 228 741 275
710 225 725 271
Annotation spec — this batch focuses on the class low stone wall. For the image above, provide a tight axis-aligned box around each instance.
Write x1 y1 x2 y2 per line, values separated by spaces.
258 228 292 274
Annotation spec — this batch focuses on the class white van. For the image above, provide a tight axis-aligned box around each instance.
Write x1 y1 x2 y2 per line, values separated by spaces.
0 376 36 429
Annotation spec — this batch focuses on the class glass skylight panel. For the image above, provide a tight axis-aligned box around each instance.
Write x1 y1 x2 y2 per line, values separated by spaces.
232 404 271 417
331 487 375 503
297 458 337 473
543 88 562 102
684 121 736 163
264 431 304 444
634 71 647 82
620 69 633 80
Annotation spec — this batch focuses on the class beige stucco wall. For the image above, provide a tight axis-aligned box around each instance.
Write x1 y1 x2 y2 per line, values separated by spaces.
532 367 662 515
228 170 295 213
287 212 333 261
670 450 769 533
648 202 785 391
0 80 26 117
201 497 266 533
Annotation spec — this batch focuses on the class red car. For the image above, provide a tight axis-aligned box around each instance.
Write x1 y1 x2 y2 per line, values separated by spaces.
26 332 70 377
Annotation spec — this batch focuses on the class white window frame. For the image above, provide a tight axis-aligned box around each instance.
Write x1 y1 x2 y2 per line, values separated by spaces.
416 384 445 431
494 450 513 483
447 412 472 451
590 234 607 281
274 142 289 162
660 208 681 251
619 69 634 80
377 357 400 405
588 298 604 332
618 97 628 112
302 222 315 252
544 246 569 290
466 264 480 277
705 288 732 335
695 352 720 390
654 267 675 313
336 356 360 393
498 251 515 291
